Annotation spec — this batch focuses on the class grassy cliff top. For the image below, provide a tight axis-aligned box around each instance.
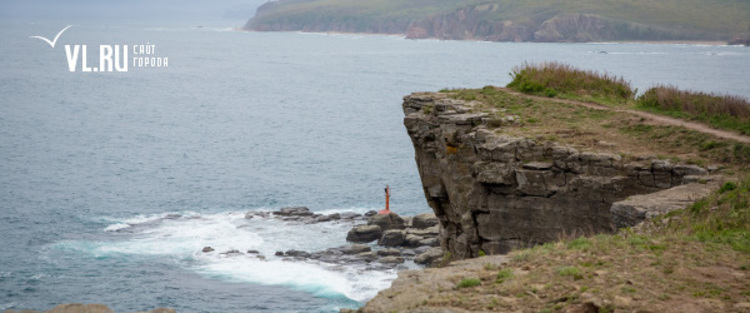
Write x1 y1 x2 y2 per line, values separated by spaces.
438 62 750 171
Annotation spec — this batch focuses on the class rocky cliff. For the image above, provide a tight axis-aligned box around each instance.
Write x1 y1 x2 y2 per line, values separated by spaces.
402 92 715 259
245 0 750 43
404 12 682 42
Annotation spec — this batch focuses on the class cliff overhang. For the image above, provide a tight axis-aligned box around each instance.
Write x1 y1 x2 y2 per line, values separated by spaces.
402 91 722 259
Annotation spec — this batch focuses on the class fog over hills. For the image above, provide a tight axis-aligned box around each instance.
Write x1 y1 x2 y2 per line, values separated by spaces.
0 0 265 22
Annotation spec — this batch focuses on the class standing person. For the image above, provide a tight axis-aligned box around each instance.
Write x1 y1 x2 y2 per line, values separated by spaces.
379 185 391 214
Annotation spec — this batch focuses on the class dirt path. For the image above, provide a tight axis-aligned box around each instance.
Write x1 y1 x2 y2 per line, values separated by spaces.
500 88 750 144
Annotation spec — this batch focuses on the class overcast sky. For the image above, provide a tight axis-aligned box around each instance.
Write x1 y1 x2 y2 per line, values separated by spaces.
0 0 268 21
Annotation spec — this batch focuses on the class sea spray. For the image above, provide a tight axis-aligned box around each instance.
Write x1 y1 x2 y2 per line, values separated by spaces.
57 210 399 302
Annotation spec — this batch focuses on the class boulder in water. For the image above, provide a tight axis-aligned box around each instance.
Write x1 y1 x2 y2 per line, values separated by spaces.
412 213 439 229
340 244 372 255
379 229 406 246
368 213 405 231
273 206 314 217
346 224 382 243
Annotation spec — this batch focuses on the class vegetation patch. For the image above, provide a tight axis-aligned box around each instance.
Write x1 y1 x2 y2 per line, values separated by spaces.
495 268 513 283
507 61 634 104
456 278 481 289
637 85 750 135
442 86 750 168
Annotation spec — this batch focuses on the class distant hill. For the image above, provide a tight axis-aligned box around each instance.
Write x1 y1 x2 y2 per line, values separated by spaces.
244 0 750 43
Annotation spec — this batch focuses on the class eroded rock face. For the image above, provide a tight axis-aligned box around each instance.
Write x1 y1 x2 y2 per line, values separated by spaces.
402 92 709 259
610 179 720 228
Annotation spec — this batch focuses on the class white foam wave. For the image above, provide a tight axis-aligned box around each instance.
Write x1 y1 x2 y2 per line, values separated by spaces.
194 254 396 302
66 210 397 302
97 212 264 256
0 302 18 311
103 223 130 232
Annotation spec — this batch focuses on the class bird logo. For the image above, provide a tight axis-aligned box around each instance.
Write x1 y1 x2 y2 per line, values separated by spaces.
29 25 73 48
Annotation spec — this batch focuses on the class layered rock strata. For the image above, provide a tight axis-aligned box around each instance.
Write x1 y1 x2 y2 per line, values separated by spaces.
402 92 712 259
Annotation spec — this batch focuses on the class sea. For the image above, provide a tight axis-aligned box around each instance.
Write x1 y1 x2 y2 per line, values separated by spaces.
1 17 749 313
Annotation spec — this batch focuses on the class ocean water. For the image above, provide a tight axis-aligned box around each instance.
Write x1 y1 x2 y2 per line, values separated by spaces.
1 18 749 313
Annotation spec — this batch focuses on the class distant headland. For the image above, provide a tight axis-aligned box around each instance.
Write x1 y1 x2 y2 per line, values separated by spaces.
243 0 750 45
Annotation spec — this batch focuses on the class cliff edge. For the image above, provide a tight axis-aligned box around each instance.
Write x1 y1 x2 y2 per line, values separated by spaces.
351 86 749 313
402 91 718 259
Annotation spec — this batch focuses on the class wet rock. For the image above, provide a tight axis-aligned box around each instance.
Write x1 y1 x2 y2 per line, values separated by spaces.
379 229 406 246
357 251 378 262
221 249 243 256
346 224 382 243
378 256 405 264
338 212 361 220
202 246 214 253
414 246 430 255
401 249 416 257
404 234 423 247
313 215 331 223
340 244 371 255
368 213 405 231
414 247 444 265
247 250 259 254
273 206 314 217
244 211 270 219
274 251 284 256
419 237 439 247
376 248 401 257
364 210 378 217
163 214 182 220
284 249 311 258
412 212 439 229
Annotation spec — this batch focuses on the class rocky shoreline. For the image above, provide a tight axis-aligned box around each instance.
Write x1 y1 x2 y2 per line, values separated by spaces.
200 206 445 268
6 208 444 313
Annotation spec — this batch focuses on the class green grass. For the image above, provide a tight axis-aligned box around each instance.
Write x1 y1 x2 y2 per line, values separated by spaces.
687 177 750 253
556 266 583 280
441 82 750 169
496 269 513 283
637 85 750 135
507 62 634 104
456 278 481 289
566 237 592 250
